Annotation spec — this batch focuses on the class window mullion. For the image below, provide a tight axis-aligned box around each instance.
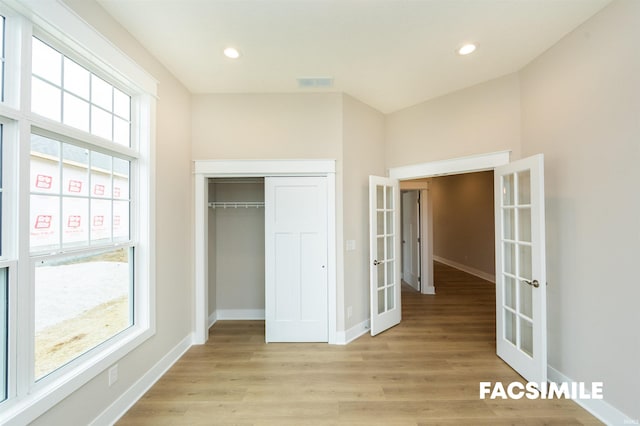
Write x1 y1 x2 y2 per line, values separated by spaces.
16 120 33 399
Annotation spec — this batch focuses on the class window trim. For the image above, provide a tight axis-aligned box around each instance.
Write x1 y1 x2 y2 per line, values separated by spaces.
0 1 157 424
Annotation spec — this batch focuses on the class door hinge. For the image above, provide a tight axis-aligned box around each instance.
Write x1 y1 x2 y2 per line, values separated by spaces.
417 238 421 243
418 276 421 282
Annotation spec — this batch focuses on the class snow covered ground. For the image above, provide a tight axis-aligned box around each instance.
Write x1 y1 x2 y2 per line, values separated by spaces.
34 261 129 331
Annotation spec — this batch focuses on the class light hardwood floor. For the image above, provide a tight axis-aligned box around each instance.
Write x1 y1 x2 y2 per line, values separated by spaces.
117 262 601 425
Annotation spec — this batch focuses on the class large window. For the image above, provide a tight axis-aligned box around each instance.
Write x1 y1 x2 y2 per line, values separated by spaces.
29 134 133 379
0 2 156 424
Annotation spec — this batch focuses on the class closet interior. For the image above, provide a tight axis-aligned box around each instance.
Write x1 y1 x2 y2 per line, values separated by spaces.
208 178 265 323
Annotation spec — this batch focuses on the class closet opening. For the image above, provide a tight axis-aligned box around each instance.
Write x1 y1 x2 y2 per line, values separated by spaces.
208 178 266 326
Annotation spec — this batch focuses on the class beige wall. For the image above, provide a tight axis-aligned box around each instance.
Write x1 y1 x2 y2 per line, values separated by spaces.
520 0 640 419
385 73 521 168
341 95 386 330
33 1 194 425
431 171 495 279
191 93 343 160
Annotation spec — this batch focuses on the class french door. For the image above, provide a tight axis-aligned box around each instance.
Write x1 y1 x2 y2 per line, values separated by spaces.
265 177 328 342
369 176 401 336
494 154 547 383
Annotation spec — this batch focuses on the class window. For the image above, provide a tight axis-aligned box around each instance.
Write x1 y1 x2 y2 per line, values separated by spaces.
0 2 156 424
31 37 132 146
29 134 133 379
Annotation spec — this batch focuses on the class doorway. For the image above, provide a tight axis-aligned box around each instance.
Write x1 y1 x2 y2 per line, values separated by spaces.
193 159 337 344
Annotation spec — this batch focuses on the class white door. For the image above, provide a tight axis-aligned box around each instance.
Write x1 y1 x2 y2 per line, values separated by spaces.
494 154 547 383
369 176 401 336
265 177 328 342
401 191 420 291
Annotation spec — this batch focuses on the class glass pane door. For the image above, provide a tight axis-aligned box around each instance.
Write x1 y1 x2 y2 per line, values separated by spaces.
495 154 547 383
369 176 401 336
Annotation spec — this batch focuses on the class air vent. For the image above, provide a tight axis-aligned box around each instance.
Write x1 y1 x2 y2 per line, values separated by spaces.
297 77 334 88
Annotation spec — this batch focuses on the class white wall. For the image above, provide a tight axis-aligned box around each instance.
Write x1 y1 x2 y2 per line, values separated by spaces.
520 0 640 420
341 95 386 331
32 1 193 425
385 73 522 168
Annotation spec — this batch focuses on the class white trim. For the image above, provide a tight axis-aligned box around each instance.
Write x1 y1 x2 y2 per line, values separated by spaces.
433 256 496 283
194 159 336 175
216 309 265 320
89 334 193 426
335 319 370 345
422 286 436 295
420 188 434 294
389 150 510 180
547 366 636 426
193 173 208 344
193 159 338 345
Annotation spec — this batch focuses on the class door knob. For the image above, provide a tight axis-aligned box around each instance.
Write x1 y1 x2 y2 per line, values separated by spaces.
522 279 539 288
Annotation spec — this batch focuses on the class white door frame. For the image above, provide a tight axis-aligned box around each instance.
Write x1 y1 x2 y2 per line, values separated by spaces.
392 151 510 293
400 181 434 294
193 159 337 345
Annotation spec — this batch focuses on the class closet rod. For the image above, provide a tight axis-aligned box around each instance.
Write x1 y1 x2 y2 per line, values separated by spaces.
208 201 264 209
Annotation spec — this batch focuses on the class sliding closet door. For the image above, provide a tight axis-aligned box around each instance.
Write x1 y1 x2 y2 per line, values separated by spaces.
265 177 328 342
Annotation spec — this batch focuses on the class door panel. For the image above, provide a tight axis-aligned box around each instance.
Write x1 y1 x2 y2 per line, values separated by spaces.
265 177 328 342
369 176 401 336
494 155 547 383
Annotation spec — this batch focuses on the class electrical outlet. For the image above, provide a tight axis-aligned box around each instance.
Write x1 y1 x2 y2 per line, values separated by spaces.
347 306 353 319
108 364 118 386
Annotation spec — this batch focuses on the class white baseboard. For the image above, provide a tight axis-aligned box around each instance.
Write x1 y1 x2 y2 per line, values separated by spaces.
335 319 370 345
216 309 265 320
422 285 436 295
547 366 636 426
433 256 495 283
90 333 193 426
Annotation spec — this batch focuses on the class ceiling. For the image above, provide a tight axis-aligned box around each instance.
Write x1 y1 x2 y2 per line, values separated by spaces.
96 0 610 113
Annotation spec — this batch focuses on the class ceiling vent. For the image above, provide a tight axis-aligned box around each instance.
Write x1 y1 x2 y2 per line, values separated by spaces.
297 77 334 88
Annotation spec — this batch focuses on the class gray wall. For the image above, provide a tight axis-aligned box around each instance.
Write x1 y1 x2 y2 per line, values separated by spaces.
520 0 640 418
431 171 495 279
209 180 265 317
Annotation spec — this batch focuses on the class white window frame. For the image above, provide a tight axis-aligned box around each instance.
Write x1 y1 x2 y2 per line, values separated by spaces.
0 1 157 424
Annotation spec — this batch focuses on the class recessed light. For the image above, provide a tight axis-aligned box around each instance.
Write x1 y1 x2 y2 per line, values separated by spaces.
223 47 241 59
457 43 477 55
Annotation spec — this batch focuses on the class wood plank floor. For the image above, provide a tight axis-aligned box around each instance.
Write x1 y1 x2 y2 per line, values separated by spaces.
117 262 601 425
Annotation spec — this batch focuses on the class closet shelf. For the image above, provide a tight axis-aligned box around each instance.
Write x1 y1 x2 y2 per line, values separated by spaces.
208 201 264 209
